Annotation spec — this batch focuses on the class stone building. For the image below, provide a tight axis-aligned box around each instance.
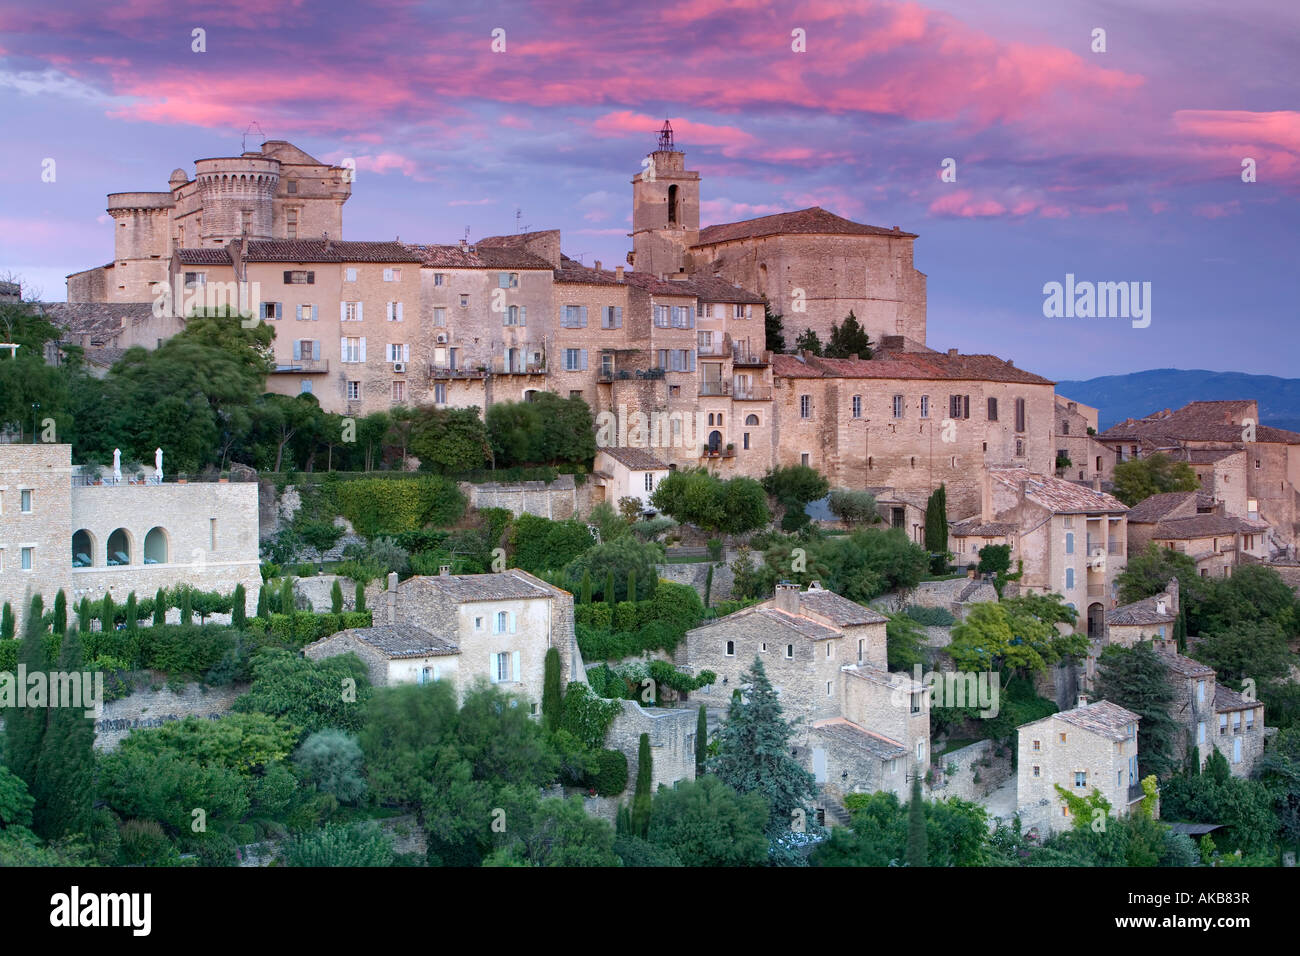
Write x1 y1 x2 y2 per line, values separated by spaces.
68 140 351 303
1098 400 1300 555
592 447 670 513
0 443 261 634
677 581 929 806
1016 698 1146 838
1125 490 1270 578
1053 395 1113 486
305 568 579 713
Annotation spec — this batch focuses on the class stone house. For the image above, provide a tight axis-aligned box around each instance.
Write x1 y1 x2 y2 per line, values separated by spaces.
0 443 261 635
592 447 669 514
305 568 579 714
677 581 929 806
1016 698 1145 838
1053 395 1113 486
1125 490 1270 578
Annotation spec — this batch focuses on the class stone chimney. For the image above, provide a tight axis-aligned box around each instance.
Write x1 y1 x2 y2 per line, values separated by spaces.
458 238 468 252
774 581 801 615
386 571 399 625
594 260 602 272
616 265 624 281
1076 694 1089 709
1166 576 1179 616
947 348 958 358
439 565 451 576
1092 474 1102 492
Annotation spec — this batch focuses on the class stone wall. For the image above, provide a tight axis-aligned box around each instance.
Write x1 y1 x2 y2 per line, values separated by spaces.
92 680 247 751
654 560 734 605
462 474 585 520
931 738 1012 803
604 699 697 793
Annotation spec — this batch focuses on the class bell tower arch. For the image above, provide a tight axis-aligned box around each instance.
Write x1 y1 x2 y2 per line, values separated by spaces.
630 121 699 275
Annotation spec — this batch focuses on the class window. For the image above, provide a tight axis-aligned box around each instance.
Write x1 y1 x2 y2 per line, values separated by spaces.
1015 397 1026 432
563 305 588 328
602 306 623 329
300 380 312 394
1065 532 1074 554
295 304 319 321
498 272 519 289
826 643 833 658
1074 771 1087 788
1246 709 1255 732
283 270 314 284
827 681 833 696
1232 711 1241 734
725 640 735 657
383 268 402 282
240 210 252 234
1015 438 1025 457
671 306 694 328
345 267 356 282
434 384 447 405
459 294 469 308
386 301 404 322
987 397 998 421
653 305 670 328
892 395 904 418
386 343 410 363
801 453 809 467
916 741 925 762
21 547 33 570
287 180 298 195
492 651 519 683
1065 568 1074 589
644 473 654 492
743 433 750 450
20 489 32 513
1061 420 1069 435
433 307 446 327
346 381 360 401
785 644 793 659
949 394 969 419
1033 765 1040 777
293 339 320 362
341 337 363 363
761 642 767 652
920 395 929 418
910 691 922 714
1032 739 1041 751
800 395 811 419
655 349 695 372
433 273 446 286
286 209 298 238
563 349 587 371
1059 733 1067 743
259 301 282 321
392 381 405 403
343 302 360 322
184 271 207 288
699 303 712 319
733 304 752 319
1196 680 1205 703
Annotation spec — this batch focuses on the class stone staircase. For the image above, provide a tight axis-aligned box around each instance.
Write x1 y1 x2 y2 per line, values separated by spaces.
817 785 852 828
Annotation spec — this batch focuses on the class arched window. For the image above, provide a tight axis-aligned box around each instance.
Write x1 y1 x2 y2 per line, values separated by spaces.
708 430 722 452
667 184 678 224
745 414 759 426
106 528 132 566
71 530 95 568
144 527 168 565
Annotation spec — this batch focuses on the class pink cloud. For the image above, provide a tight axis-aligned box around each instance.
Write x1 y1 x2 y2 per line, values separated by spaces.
1192 201 1241 220
928 189 1006 218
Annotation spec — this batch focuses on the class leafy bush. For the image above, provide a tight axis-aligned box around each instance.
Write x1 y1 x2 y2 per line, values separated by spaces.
590 749 629 796
904 605 957 626
283 822 395 867
334 476 465 536
510 513 596 575
828 488 879 527
559 682 623 750
118 819 174 865
293 729 368 803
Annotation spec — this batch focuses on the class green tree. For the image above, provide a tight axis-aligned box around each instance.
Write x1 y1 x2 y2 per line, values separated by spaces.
762 464 829 528
5 595 47 789
230 583 246 628
906 775 928 866
1112 453 1199 507
924 484 948 572
256 584 270 620
825 309 873 360
605 569 617 605
695 704 708 777
410 406 492 473
279 578 295 615
179 586 193 625
542 648 563 734
354 581 366 613
709 657 815 837
330 579 343 614
580 569 593 605
292 729 367 804
563 537 663 603
647 776 769 866
764 301 786 354
153 587 167 626
284 822 394 867
51 591 67 636
631 733 653 838
125 591 140 632
31 627 95 839
828 488 878 527
0 603 12 640
1095 641 1180 780
1115 544 1205 608
794 328 823 355
232 649 371 738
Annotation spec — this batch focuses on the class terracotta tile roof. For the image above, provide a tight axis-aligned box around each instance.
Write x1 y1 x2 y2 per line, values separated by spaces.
1152 514 1269 540
399 568 565 603
1214 683 1259 713
951 519 1017 537
810 717 907 759
477 229 559 249
554 256 627 286
411 243 552 270
797 584 888 626
333 624 459 658
1101 400 1300 446
620 271 764 303
990 468 1128 514
696 206 915 245
176 240 423 264
598 447 669 470
1186 448 1245 464
772 350 1053 386
1126 491 1198 524
1107 594 1177 627
176 247 234 265
1161 651 1215 679
36 302 156 339
842 662 924 692
754 606 841 641
1053 700 1140 740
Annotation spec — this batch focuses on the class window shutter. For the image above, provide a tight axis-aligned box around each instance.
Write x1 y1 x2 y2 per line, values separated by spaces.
396 302 403 321
340 336 347 361
359 337 366 362
386 301 393 322
340 302 347 322
580 349 588 371
402 344 410 363
283 270 292 284
312 305 318 321
307 271 315 284
275 302 282 320
614 306 622 328
295 304 303 320
312 340 321 361
293 340 301 360
963 395 970 418
355 301 363 322
580 306 588 327
689 307 696 327
689 350 696 372
511 650 521 681
519 305 526 326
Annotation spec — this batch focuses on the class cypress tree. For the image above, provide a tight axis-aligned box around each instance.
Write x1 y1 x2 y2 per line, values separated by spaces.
631 732 653 838
101 592 115 632
153 588 167 626
627 569 637 604
330 580 343 614
354 581 366 614
704 564 714 608
52 591 67 636
580 569 592 605
179 587 193 626
0 602 12 640
1095 641 1178 780
605 569 617 604
32 625 94 839
280 579 295 615
5 595 48 790
615 802 632 836
695 703 708 777
711 657 816 836
79 596 93 632
924 484 948 574
125 592 139 633
541 648 563 734
906 774 928 867
256 584 269 619
231 583 246 628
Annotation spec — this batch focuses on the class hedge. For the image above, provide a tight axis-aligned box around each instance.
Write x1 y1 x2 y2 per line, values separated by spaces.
334 476 465 536
245 611 372 647
559 682 623 750
590 749 629 796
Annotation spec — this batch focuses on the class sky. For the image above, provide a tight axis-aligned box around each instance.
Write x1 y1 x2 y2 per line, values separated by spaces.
0 0 1295 381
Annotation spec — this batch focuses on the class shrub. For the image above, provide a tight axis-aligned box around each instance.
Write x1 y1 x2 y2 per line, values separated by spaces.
559 682 623 750
283 822 394 867
904 604 957 627
119 819 173 865
293 729 367 804
591 749 629 796
334 476 465 536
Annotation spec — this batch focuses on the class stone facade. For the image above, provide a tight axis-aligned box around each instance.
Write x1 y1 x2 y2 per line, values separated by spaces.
605 699 697 792
0 444 260 634
462 474 582 520
1053 396 1114 485
1016 699 1145 838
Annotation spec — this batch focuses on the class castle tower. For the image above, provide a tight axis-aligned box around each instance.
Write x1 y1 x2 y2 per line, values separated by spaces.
193 153 280 243
630 121 699 276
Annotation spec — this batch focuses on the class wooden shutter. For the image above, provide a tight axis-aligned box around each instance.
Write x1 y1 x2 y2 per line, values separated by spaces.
312 305 318 321
340 336 347 361
511 650 521 680
355 302 363 322
963 395 970 419
340 302 347 322
359 337 366 362
283 270 292 284
402 344 410 363
580 349 588 371
580 306 588 327
295 304 303 320
306 271 314 284
386 301 393 321
519 305 526 326
312 341 321 361
293 340 301 360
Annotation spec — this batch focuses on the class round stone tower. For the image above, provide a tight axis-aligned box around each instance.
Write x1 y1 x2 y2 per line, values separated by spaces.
193 153 280 242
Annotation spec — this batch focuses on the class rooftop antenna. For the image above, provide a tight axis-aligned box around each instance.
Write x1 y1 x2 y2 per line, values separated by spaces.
241 121 267 153
656 119 676 152
515 207 531 233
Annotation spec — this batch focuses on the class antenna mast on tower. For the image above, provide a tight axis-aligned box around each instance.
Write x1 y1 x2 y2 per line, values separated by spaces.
656 120 677 152
241 121 267 153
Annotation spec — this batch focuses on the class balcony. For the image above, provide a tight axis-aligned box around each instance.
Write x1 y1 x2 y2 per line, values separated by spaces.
696 332 732 357
429 366 487 380
732 348 771 366
491 358 545 375
733 386 772 401
1127 783 1147 804
700 381 729 397
271 358 329 374
700 446 736 461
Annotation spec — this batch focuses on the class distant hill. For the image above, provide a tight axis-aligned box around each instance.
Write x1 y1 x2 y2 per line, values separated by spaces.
1055 369 1300 432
